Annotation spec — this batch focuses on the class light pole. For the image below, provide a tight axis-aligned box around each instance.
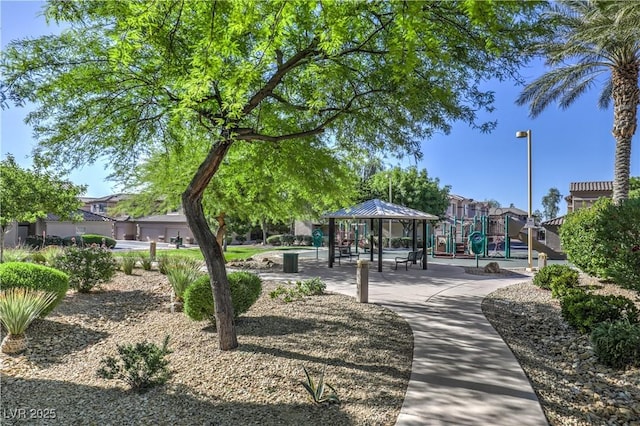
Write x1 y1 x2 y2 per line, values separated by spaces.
516 129 534 271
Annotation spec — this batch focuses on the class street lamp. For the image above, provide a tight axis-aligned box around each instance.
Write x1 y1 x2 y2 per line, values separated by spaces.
515 129 534 271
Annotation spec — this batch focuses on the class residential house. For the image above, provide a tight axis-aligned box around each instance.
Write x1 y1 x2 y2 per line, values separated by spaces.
540 181 613 252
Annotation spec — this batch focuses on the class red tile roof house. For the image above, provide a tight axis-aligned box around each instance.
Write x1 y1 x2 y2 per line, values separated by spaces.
540 181 613 252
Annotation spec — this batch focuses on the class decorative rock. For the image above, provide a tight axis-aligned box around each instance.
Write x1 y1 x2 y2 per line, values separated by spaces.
483 262 501 273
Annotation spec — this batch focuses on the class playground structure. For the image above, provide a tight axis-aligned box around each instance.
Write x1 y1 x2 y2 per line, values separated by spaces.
432 215 566 260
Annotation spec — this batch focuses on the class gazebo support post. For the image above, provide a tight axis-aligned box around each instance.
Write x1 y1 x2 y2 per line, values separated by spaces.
377 218 383 272
422 219 428 270
328 218 335 268
412 219 417 253
370 218 374 262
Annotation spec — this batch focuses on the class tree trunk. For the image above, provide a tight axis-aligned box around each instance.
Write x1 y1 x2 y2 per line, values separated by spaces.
261 219 267 244
215 212 226 248
182 139 238 350
611 65 639 205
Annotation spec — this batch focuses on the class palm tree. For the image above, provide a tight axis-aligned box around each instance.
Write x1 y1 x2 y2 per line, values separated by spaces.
516 1 640 204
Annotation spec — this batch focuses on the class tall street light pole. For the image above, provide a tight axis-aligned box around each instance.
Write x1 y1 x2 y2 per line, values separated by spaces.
516 129 534 271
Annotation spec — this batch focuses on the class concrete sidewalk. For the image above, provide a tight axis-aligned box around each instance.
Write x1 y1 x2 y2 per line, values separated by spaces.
259 258 549 426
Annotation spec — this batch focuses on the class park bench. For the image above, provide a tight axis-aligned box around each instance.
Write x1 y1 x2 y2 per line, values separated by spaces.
334 245 360 265
394 249 424 270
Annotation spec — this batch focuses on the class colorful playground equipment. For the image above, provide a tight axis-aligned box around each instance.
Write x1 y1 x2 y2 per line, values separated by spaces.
431 215 565 260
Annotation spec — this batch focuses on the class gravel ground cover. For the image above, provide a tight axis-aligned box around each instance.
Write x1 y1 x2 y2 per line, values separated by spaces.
1 269 413 425
483 275 640 426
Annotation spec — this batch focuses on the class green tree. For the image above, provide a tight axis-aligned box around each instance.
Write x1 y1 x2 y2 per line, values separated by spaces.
541 187 562 220
484 199 501 209
369 166 450 235
516 1 640 204
0 155 85 262
630 176 640 198
1 0 546 350
121 137 358 247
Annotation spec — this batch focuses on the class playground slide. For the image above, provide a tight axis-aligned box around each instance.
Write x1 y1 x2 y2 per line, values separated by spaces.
506 217 566 260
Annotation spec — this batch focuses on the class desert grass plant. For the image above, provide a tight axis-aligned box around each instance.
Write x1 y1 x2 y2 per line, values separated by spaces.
138 253 153 271
270 277 326 302
38 245 64 267
301 366 340 405
97 335 172 392
0 288 57 354
118 253 137 275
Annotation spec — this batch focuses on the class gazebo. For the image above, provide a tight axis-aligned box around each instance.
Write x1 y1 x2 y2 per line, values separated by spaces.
322 199 440 272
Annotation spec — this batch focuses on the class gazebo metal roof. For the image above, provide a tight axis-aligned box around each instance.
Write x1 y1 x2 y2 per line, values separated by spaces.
323 199 439 220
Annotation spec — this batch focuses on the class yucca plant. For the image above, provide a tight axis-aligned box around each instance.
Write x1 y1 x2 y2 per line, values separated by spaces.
0 288 57 354
166 263 204 303
301 366 340 405
39 246 64 267
3 245 34 263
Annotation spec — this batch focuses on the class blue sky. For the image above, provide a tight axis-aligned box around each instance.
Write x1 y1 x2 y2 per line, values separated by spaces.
2 1 637 216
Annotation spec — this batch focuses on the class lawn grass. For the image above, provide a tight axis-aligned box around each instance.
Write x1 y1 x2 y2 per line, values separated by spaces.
158 245 312 262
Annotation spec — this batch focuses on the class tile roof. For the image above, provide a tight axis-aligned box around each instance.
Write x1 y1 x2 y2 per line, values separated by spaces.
323 199 440 220
541 216 565 226
569 181 613 192
47 209 114 222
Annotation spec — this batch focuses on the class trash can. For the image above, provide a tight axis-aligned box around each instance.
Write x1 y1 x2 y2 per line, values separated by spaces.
283 253 299 273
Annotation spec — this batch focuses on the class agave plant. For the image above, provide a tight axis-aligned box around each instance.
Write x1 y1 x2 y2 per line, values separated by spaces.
301 366 340 405
0 288 57 354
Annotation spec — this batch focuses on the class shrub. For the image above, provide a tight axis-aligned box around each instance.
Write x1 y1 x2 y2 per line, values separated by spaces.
183 272 262 322
266 235 282 246
533 264 577 290
80 234 117 248
594 198 640 291
559 198 611 279
270 277 326 302
97 335 172 391
158 254 171 275
549 269 580 299
591 320 640 369
560 292 639 333
25 235 64 248
281 234 295 246
54 246 117 293
235 235 246 244
0 262 69 316
390 237 403 248
302 235 313 246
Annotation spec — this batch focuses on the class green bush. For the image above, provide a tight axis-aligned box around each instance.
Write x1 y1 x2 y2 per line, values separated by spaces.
266 235 282 246
97 335 172 391
390 237 403 248
549 270 580 299
183 272 262 322
54 246 117 293
559 198 611 279
81 234 117 248
591 320 640 369
3 246 34 262
594 198 640 291
0 262 69 316
560 292 639 333
281 234 295 246
235 235 246 244
533 264 577 290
